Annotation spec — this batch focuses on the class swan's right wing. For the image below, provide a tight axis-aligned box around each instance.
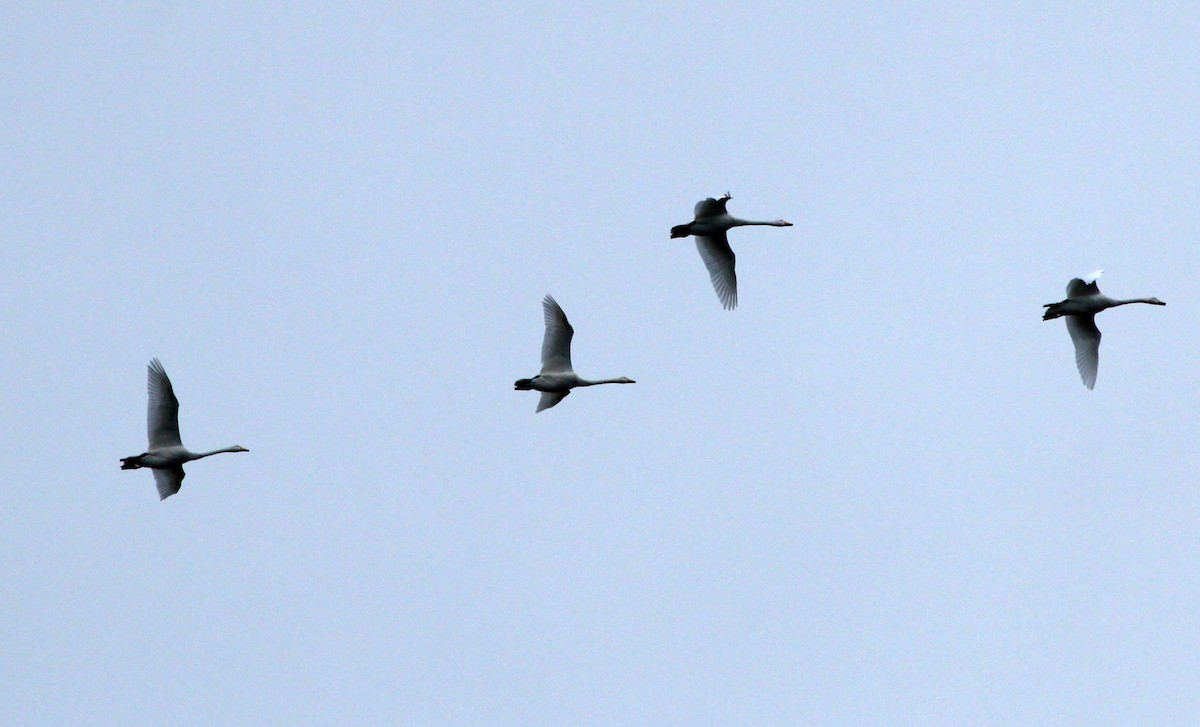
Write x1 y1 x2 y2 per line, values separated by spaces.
147 358 183 449
1065 314 1101 390
695 234 737 310
536 390 570 412
540 295 575 373
153 466 185 500
1067 270 1103 299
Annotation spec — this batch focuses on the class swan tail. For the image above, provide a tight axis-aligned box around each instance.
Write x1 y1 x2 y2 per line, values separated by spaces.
514 378 535 390
121 455 145 470
1042 303 1064 320
670 224 692 239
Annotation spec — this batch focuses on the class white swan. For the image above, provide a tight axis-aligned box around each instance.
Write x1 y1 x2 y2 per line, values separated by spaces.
514 295 635 412
1042 270 1165 389
120 358 249 499
670 192 793 309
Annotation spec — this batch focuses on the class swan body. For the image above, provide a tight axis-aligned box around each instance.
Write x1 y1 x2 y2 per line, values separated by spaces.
120 358 248 499
670 192 793 309
1042 270 1165 389
514 295 635 412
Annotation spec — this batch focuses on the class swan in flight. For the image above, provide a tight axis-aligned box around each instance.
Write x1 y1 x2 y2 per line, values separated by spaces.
1042 270 1165 389
120 358 249 499
514 295 635 412
670 192 792 309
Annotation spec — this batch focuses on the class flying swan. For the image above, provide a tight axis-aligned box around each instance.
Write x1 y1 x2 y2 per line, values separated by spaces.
1042 270 1165 389
120 358 249 499
670 192 792 309
514 295 635 412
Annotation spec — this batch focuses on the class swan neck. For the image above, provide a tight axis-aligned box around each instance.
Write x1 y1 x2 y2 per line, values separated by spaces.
194 446 244 459
1110 297 1160 307
729 218 785 227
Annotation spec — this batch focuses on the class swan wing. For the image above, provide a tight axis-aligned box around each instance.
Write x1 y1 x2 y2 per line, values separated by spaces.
1067 270 1103 299
1065 314 1101 389
147 358 183 449
536 390 570 412
695 233 737 309
540 295 574 373
154 466 185 500
693 196 730 219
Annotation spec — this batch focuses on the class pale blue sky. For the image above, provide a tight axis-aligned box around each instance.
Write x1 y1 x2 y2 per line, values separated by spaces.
3 3 1198 724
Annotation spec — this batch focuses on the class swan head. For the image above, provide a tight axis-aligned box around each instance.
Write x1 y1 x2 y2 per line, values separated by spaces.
670 224 691 239
1147 297 1166 305
616 377 635 384
231 445 250 452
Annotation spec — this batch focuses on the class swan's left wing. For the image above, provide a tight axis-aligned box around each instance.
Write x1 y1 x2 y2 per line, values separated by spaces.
693 195 731 220
147 358 183 449
1065 314 1101 390
1067 270 1103 299
154 466 185 500
540 295 575 373
695 233 737 310
536 390 570 412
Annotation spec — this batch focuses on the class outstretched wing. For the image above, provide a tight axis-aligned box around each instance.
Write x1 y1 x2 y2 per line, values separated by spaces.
536 390 570 412
1065 314 1101 390
695 233 737 310
1067 270 1103 299
540 295 575 373
147 358 182 449
154 466 185 500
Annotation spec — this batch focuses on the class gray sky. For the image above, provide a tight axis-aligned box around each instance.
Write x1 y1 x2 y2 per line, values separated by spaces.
3 3 1198 724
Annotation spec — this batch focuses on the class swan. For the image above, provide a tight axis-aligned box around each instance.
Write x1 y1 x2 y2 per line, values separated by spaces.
514 295 635 412
670 192 793 309
1042 270 1165 389
120 358 249 499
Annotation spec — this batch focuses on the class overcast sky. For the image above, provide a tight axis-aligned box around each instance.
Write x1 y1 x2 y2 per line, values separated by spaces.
3 3 1199 724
